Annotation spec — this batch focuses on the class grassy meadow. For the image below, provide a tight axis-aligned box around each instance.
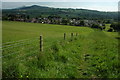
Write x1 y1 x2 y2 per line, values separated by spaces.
3 21 93 42
2 21 119 78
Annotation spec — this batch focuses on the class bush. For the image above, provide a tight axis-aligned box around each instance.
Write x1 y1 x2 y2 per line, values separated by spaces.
107 28 113 32
91 24 98 28
80 20 85 26
110 22 120 32
91 24 102 30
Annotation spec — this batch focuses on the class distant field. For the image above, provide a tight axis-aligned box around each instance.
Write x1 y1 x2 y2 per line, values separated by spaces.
2 21 94 43
2 21 119 78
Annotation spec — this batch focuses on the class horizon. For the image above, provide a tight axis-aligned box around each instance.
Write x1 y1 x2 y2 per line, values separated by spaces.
2 2 119 12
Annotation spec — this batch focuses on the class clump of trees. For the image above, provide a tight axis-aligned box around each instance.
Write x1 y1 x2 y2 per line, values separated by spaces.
107 28 113 32
91 24 103 30
61 19 69 25
110 22 120 32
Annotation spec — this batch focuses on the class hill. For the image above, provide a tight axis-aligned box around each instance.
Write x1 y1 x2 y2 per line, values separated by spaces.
2 5 118 20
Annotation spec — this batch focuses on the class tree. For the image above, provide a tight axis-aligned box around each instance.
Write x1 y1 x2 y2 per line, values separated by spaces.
80 21 84 26
107 28 113 32
61 19 68 25
110 22 120 32
91 24 102 30
27 15 30 19
91 24 99 28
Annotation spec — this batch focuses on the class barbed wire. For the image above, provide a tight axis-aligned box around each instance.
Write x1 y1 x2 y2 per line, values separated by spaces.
1 44 39 58
1 37 39 46
1 36 64 59
2 39 39 49
3 38 38 46
1 50 21 58
2 49 40 64
14 49 39 60
2 44 53 58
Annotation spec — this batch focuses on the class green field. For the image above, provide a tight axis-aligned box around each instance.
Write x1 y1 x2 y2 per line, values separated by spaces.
3 21 94 42
2 21 119 78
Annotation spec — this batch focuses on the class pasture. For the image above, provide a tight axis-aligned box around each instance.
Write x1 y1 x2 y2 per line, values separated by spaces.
2 21 119 78
2 21 93 42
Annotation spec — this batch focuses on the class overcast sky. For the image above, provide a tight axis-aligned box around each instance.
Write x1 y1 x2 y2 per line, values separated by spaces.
2 0 120 11
2 0 120 2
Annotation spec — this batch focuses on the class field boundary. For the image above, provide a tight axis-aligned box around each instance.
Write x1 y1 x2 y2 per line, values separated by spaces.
1 32 79 58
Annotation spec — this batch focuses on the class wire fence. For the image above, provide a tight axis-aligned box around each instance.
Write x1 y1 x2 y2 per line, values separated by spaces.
1 33 79 59
1 37 40 58
2 33 81 78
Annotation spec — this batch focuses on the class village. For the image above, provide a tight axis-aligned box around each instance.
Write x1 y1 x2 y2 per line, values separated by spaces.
3 14 106 30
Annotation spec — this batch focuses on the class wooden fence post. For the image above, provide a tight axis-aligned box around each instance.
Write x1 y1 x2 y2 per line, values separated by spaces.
71 33 74 37
64 33 66 40
40 35 43 52
76 33 78 36
71 33 74 41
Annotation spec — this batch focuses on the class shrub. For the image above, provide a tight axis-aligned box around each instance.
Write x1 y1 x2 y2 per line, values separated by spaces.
107 28 113 32
110 22 120 32
91 24 102 30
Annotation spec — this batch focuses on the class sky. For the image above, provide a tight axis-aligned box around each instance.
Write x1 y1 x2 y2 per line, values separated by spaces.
2 0 120 2
1 0 120 12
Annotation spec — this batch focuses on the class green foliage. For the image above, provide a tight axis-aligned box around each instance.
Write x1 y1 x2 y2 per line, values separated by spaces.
61 19 69 25
91 24 99 28
2 5 118 20
80 20 85 26
110 22 120 32
91 24 102 30
107 28 113 32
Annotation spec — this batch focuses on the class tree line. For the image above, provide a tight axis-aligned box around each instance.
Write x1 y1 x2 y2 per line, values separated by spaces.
2 5 119 31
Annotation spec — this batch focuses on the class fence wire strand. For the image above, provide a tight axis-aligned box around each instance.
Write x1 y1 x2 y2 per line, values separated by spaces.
1 44 39 58
1 37 41 58
1 37 39 45
2 40 39 49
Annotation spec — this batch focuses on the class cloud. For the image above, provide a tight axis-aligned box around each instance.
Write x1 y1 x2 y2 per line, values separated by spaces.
80 6 118 11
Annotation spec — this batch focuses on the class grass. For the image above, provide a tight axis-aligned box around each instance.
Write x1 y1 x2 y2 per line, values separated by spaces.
2 21 93 43
104 24 111 31
2 21 119 78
